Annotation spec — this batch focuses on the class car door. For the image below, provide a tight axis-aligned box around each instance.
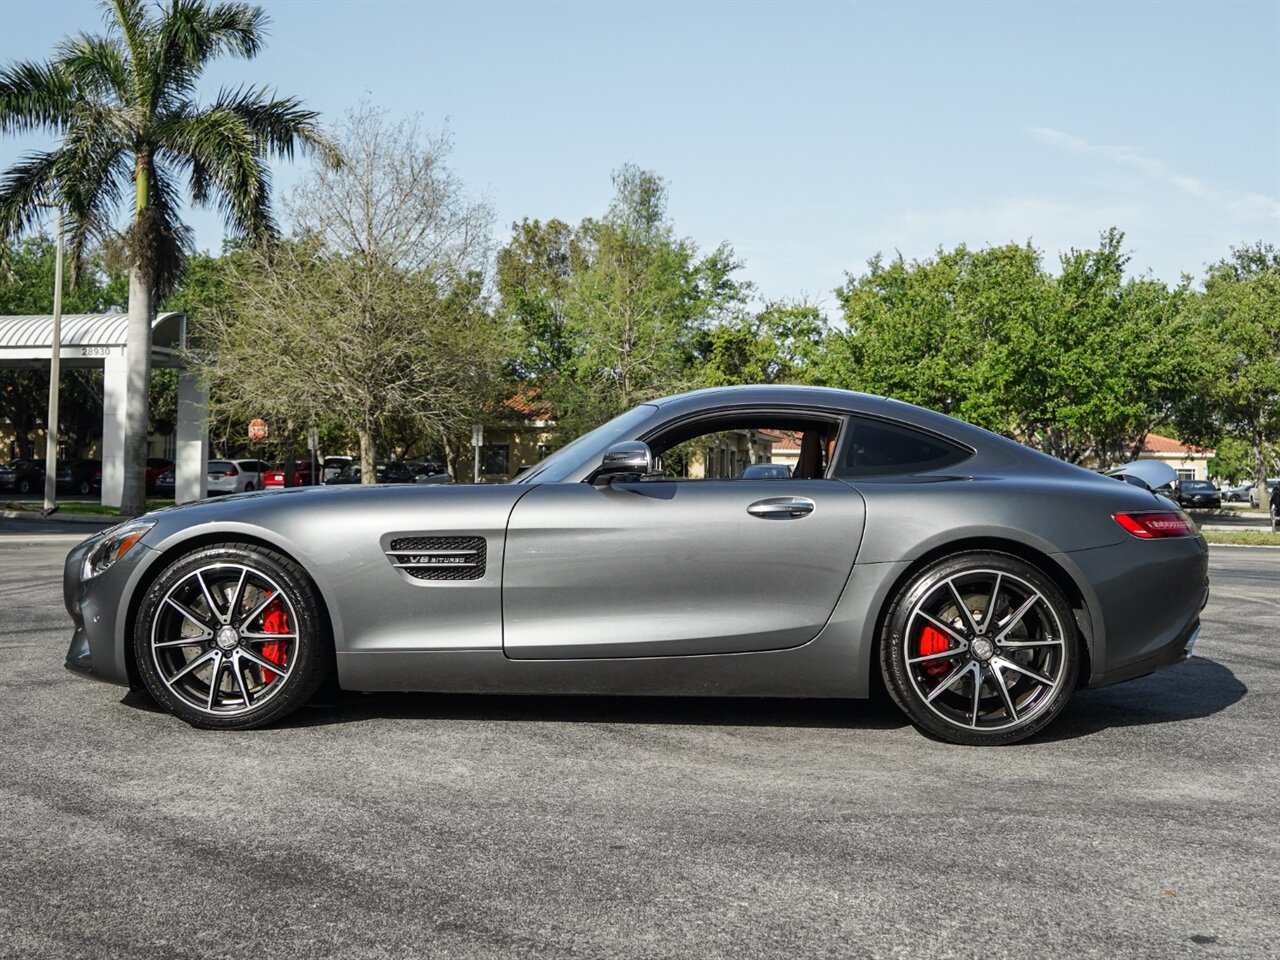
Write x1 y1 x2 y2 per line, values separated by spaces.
502 477 865 659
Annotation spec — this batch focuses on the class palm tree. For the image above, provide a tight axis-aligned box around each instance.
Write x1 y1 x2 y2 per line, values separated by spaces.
0 0 334 516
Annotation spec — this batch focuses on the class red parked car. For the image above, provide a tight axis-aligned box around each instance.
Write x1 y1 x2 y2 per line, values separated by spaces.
263 459 321 488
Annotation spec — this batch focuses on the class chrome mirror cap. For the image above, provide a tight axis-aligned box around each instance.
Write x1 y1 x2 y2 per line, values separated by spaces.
598 441 654 478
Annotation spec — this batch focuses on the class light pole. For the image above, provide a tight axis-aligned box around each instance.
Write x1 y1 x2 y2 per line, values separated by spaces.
42 207 65 516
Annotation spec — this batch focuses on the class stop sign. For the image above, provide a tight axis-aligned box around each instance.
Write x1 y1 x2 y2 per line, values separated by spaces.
248 419 268 441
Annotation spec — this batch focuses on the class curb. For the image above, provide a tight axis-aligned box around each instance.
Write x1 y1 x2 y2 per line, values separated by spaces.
1 509 117 525
1206 541 1280 550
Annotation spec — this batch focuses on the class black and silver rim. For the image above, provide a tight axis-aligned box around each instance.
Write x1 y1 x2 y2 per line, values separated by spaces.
149 562 300 716
903 568 1067 732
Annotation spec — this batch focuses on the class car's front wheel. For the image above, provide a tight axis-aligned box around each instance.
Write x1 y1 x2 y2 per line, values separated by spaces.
880 552 1080 746
133 543 331 729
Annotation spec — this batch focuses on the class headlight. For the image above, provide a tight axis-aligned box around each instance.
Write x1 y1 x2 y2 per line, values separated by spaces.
81 520 156 580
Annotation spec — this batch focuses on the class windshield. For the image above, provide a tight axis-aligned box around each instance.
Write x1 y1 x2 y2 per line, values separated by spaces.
1183 481 1215 491
513 405 659 484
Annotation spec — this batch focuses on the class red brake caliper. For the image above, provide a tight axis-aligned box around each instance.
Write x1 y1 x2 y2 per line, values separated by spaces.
258 593 290 683
917 625 952 677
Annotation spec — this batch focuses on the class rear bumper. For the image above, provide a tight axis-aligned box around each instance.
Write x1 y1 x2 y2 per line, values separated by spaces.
1071 534 1209 688
1085 618 1201 688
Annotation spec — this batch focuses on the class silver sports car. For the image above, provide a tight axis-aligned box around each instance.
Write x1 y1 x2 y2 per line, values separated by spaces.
63 386 1208 745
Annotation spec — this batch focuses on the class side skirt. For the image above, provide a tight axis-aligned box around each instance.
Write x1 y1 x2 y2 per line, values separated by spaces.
336 560 912 699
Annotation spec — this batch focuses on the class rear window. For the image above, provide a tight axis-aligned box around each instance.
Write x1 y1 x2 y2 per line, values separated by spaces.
208 460 234 472
836 417 971 478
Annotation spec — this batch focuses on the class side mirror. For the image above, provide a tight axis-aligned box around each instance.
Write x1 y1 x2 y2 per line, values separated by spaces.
596 441 653 481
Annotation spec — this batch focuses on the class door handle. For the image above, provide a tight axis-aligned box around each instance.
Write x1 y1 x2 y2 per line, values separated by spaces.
747 497 815 519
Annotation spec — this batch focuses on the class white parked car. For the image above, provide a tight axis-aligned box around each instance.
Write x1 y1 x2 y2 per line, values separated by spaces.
206 459 269 495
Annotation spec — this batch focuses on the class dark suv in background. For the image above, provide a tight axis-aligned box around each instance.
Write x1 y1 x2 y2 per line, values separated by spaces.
56 459 101 495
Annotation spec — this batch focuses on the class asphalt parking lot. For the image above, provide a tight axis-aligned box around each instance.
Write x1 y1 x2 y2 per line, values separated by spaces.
1 523 1277 959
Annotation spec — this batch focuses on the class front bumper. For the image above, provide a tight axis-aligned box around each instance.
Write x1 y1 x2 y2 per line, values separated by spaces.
62 536 154 688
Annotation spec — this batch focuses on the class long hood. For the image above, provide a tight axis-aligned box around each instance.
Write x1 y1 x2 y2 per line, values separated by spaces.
141 482 530 552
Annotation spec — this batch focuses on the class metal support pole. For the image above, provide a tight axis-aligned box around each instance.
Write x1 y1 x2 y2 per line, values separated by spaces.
42 210 64 515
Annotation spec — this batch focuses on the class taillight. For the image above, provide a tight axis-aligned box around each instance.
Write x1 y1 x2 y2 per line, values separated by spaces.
1113 511 1197 539
224 468 239 477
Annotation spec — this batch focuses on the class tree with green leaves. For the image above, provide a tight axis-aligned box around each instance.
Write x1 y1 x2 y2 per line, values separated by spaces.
499 165 749 439
191 107 509 482
1176 243 1280 504
825 231 1195 467
695 301 829 387
0 0 332 515
495 217 587 383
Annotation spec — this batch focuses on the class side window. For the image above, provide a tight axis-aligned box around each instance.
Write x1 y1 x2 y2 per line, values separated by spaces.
647 417 841 480
836 417 970 478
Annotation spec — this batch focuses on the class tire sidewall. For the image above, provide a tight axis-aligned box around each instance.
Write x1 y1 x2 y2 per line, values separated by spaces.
133 543 330 730
881 551 1080 746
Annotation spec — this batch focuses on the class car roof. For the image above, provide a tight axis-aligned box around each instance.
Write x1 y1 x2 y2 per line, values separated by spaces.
648 384 1021 453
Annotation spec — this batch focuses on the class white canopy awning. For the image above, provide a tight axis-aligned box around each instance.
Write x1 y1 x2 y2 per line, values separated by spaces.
0 312 186 368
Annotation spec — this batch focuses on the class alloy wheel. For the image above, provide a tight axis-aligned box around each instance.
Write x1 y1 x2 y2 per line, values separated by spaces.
901 567 1069 733
149 562 299 717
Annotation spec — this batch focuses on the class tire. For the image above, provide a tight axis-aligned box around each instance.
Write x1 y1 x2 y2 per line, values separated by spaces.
17 479 30 494
78 480 90 495
880 551 1080 746
133 542 332 730
244 483 255 492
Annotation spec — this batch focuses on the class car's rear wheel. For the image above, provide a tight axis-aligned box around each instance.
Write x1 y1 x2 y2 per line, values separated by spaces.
133 543 331 729
880 552 1079 746
18 478 30 493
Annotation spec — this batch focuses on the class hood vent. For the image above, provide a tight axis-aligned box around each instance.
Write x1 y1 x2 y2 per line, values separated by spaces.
386 536 487 581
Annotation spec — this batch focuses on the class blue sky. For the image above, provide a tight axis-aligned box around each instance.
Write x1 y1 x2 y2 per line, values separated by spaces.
2 0 1277 310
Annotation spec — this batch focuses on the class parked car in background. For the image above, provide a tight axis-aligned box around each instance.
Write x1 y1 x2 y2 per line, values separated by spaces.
206 459 269 495
1271 482 1279 525
406 460 450 483
1174 479 1221 510
740 463 792 480
263 459 321 488
56 459 101 495
321 456 352 483
325 461 416 485
152 466 175 498
1220 482 1252 503
146 459 173 493
0 459 45 493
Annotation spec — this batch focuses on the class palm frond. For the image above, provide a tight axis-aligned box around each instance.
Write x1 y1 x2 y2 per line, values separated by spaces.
158 103 267 235
53 32 131 102
212 84 339 164
56 113 131 280
153 0 267 104
102 0 152 108
0 149 61 244
0 60 78 134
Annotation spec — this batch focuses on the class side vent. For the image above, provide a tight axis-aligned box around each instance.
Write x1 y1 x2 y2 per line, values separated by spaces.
386 536 487 581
